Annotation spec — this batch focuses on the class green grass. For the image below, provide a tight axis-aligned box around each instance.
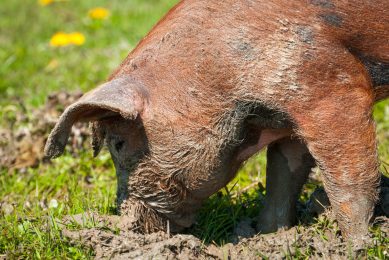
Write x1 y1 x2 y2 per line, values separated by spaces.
1 0 178 258
1 0 388 258
0 0 176 108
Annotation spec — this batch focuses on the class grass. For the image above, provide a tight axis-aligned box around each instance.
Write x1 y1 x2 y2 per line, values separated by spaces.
0 0 388 259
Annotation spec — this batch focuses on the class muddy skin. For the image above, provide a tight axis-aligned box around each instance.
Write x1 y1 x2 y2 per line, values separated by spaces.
45 0 389 243
318 12 343 27
310 0 335 9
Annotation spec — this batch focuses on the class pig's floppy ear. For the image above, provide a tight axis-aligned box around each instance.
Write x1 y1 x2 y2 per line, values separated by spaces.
44 77 148 159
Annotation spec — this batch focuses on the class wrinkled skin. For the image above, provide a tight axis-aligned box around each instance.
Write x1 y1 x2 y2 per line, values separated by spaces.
45 0 389 240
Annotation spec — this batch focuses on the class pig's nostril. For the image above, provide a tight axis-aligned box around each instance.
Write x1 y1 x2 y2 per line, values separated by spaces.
115 140 125 151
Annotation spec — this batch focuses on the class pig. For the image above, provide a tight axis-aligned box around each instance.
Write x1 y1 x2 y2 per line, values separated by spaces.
44 0 389 241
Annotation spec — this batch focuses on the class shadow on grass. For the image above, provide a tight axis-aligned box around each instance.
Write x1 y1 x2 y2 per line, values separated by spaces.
186 186 265 245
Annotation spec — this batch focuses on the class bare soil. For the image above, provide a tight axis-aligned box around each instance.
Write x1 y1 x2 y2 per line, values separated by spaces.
61 213 389 259
0 91 86 171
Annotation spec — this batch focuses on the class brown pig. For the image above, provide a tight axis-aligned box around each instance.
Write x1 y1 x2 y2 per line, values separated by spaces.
44 0 389 240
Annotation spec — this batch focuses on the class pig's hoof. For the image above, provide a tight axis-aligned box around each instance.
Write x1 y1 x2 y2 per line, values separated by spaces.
256 211 294 234
256 221 277 234
306 187 331 216
375 175 389 217
256 211 275 234
347 233 373 253
377 186 389 217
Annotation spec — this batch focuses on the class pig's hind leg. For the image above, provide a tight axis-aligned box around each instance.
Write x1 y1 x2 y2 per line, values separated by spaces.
292 98 380 240
257 137 315 233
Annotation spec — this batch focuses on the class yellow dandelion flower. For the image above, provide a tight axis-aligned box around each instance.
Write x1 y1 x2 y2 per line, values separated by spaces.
50 32 69 47
49 32 85 47
88 7 110 20
38 0 54 6
68 32 86 45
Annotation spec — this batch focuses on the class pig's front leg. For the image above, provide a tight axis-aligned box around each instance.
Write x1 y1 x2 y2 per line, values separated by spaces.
257 138 315 233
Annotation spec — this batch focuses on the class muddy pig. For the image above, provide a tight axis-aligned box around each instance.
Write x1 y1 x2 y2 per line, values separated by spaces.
45 0 389 240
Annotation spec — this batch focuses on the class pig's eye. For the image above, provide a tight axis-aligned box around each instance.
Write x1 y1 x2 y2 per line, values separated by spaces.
115 140 125 152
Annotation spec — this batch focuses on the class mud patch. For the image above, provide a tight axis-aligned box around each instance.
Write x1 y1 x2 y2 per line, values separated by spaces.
61 213 389 259
60 213 206 259
64 229 205 259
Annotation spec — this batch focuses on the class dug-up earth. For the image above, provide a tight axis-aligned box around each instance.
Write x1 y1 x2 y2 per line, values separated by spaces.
0 91 85 171
62 213 388 259
1 92 389 259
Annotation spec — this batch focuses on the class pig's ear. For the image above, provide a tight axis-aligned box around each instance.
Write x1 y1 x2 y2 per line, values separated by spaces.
44 77 148 159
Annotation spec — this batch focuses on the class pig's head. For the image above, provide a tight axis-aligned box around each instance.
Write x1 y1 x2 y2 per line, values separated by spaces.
44 76 238 233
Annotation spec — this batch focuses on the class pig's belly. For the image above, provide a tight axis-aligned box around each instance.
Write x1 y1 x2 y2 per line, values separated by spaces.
235 128 293 163
187 128 293 200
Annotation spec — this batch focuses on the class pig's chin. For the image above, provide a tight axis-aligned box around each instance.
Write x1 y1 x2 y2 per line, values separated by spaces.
118 195 193 233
